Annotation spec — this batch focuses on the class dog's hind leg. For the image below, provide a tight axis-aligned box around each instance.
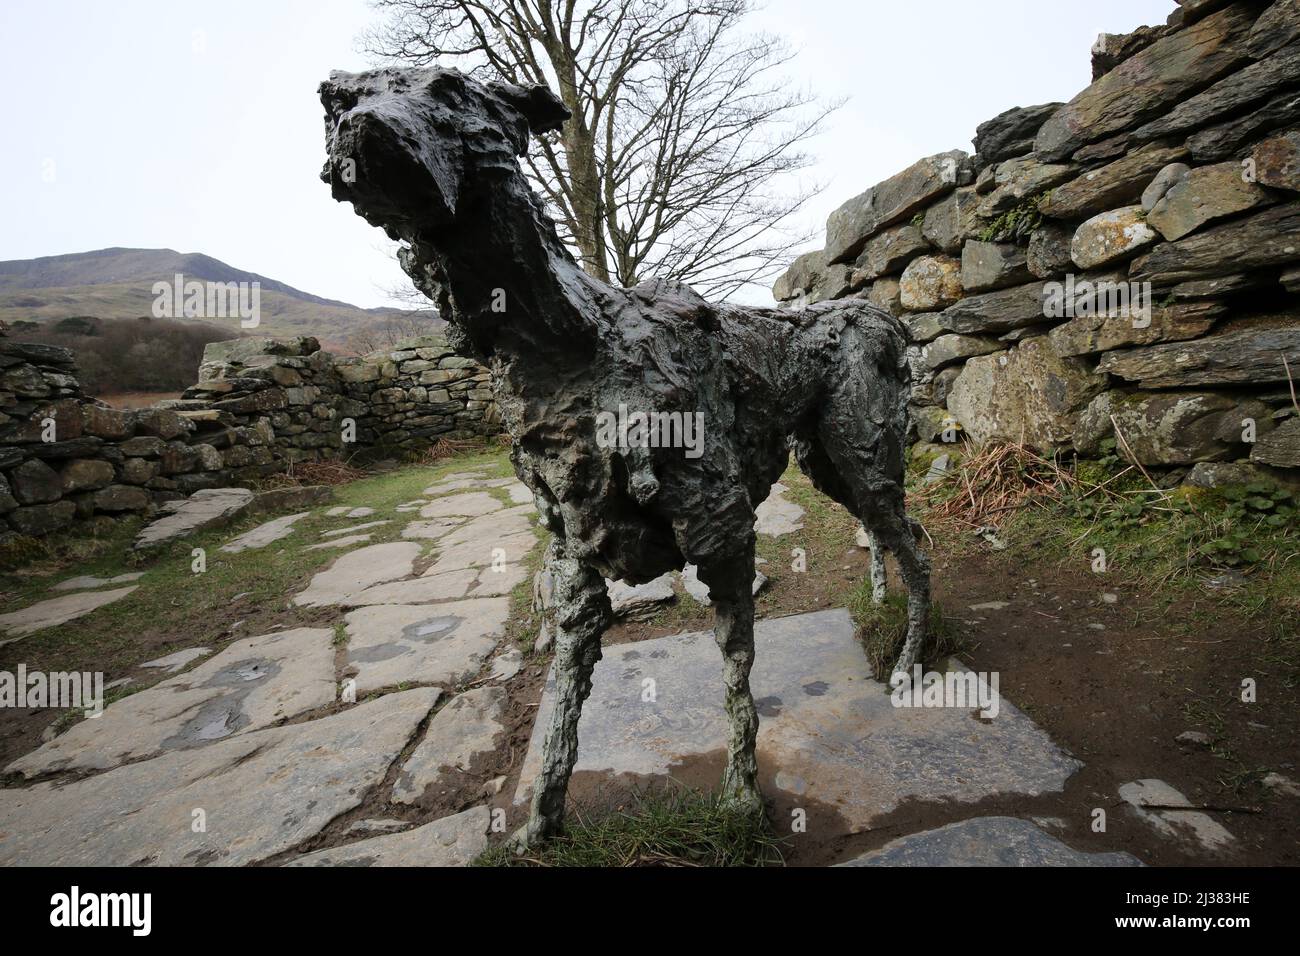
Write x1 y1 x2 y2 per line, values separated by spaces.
510 540 611 852
697 544 763 814
864 528 888 604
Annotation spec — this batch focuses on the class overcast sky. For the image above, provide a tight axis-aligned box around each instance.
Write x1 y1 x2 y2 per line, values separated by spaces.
1 0 1175 308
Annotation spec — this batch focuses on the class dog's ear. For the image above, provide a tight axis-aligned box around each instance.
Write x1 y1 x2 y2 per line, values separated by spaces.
498 83 570 135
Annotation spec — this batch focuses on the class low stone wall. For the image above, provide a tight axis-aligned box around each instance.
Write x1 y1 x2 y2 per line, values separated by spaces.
773 0 1300 484
0 332 501 544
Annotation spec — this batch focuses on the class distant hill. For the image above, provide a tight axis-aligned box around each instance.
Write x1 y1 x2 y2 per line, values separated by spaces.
0 247 443 353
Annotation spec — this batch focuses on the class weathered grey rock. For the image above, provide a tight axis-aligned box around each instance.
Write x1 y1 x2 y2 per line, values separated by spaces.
1183 461 1271 489
1133 44 1300 143
852 223 930 281
342 598 510 693
1251 418 1300 468
220 511 312 553
1097 325 1300 388
1026 222 1075 279
1253 131 1300 192
419 491 501 518
140 647 212 673
865 277 903 315
393 687 506 804
899 255 963 311
753 481 805 537
947 338 1107 449
288 806 489 867
5 500 76 537
810 263 856 301
51 571 145 592
1071 206 1158 269
961 241 1031 293
7 627 337 777
1141 162 1191 212
1247 0 1300 58
1131 204 1300 284
92 484 150 513
920 334 1003 371
977 157 1074 217
0 688 437 866
295 542 422 607
920 187 982 254
1034 5 1257 161
1147 161 1272 241
1047 301 1221 357
1188 88 1300 162
1042 145 1190 221
910 405 961 444
605 574 676 620
0 585 139 641
58 458 114 493
1076 390 1273 464
972 103 1062 168
901 312 946 344
133 487 255 551
940 280 1050 334
1119 779 1233 852
9 458 61 505
825 151 970 263
1173 272 1269 300
1091 23 1169 81
838 816 1142 867
515 610 1079 830
772 248 827 302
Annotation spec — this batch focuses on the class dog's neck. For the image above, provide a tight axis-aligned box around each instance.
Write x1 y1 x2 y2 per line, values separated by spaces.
405 165 606 371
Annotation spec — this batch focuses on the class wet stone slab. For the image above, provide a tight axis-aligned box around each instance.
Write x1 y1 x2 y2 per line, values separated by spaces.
0 688 439 866
344 598 510 694
515 609 1080 831
7 627 336 777
836 816 1143 866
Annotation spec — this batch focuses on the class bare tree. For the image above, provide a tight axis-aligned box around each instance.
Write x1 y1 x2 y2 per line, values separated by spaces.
363 0 836 299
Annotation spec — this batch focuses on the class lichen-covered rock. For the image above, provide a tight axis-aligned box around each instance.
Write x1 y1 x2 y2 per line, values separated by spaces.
977 157 1074 217
866 277 904 316
1250 418 1300 469
824 151 970 264
59 458 114 493
1247 0 1300 58
7 500 76 536
1071 206 1158 269
1146 161 1271 241
1252 131 1300 192
899 255 962 311
921 187 983 254
852 224 930 282
1141 162 1191 211
1076 390 1274 465
1027 223 1075 279
9 459 61 505
772 248 828 302
946 337 1107 449
961 241 1031 293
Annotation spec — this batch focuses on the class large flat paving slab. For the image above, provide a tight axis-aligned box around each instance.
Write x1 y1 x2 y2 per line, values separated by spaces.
7 627 336 777
344 598 511 693
514 609 1080 831
836 816 1143 867
0 688 439 866
0 586 139 641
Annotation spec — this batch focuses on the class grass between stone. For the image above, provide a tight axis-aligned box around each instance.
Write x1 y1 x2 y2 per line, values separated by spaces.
475 786 787 867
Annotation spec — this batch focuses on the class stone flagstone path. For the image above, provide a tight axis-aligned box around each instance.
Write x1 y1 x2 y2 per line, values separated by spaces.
0 469 1203 866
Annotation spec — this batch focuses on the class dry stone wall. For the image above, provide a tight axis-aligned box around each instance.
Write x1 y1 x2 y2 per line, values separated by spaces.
0 331 500 544
774 0 1300 485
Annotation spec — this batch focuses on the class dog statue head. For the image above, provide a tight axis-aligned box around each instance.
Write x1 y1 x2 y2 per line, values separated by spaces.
319 67 569 240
